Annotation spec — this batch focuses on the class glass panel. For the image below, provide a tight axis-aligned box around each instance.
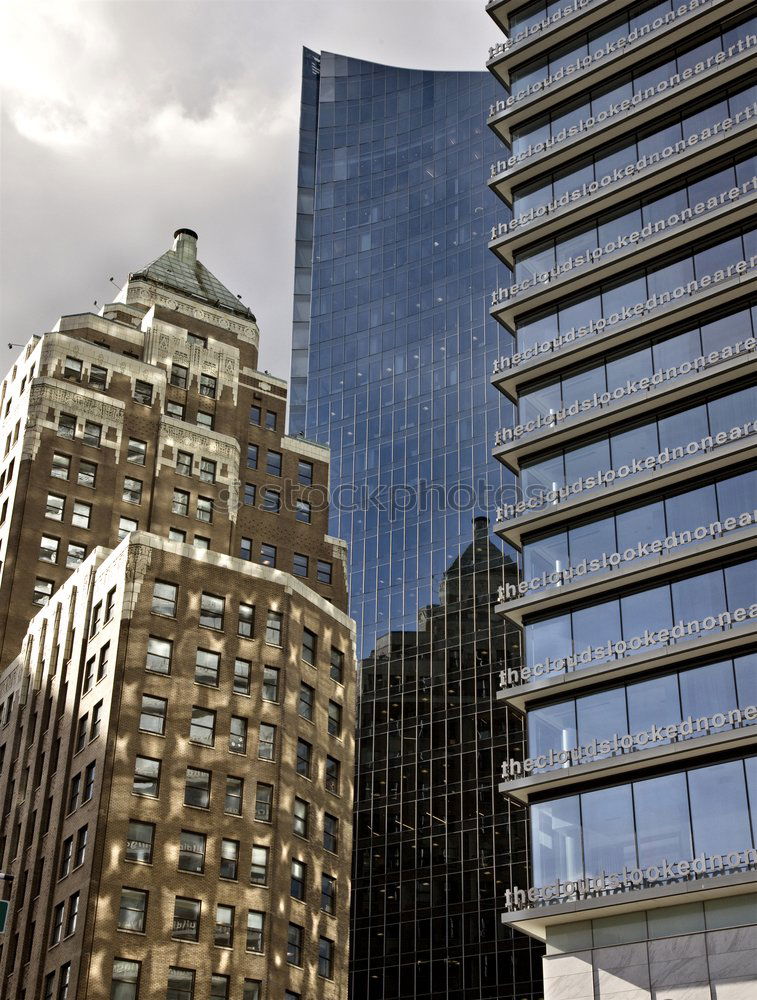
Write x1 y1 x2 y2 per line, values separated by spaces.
679 661 737 733
689 760 751 856
528 701 577 770
531 797 582 885
575 687 628 760
580 785 636 877
634 773 692 869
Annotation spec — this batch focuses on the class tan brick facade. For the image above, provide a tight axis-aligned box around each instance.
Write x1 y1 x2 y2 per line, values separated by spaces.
0 231 355 1000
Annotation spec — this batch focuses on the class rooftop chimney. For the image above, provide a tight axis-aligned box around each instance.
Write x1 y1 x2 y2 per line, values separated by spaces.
172 228 198 266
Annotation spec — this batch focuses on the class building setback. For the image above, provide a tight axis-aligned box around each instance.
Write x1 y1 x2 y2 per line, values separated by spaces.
486 0 757 995
290 50 544 999
0 230 356 1000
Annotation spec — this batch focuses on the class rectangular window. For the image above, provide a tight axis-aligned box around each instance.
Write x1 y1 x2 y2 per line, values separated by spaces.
250 845 269 886
90 701 103 740
220 838 239 880
51 453 70 480
58 963 71 1000
187 332 207 348
178 831 206 874
97 642 110 680
290 858 306 901
172 896 201 941
293 797 309 839
83 761 96 801
167 967 194 1000
127 439 146 465
67 774 81 814
298 460 313 485
229 715 248 754
75 714 88 753
125 819 154 863
296 739 312 778
287 923 303 966
262 666 279 702
257 723 276 761
196 411 214 430
134 380 153 405
195 648 220 687
118 516 138 540
39 535 59 563
57 413 76 439
74 825 88 867
111 958 140 1000
152 581 177 617
133 756 161 798
172 489 189 516
190 707 216 747
139 694 167 736
59 836 73 878
170 364 188 388
243 981 261 1000
234 658 251 695
302 628 317 666
78 460 97 488
88 364 107 389
255 782 273 822
199 458 216 483
225 776 243 815
193 535 209 550
83 421 102 447
118 887 148 933
262 489 280 513
66 542 86 568
45 493 65 521
246 910 265 953
105 586 116 620
296 500 312 524
65 891 80 936
168 527 186 542
63 357 82 380
166 400 185 419
325 756 340 795
249 405 261 425
32 577 53 607
214 904 234 948
246 444 258 469
318 936 334 979
184 767 210 809
123 477 142 504
239 537 252 561
238 602 254 637
51 901 64 944
265 610 282 646
176 450 193 476
266 450 282 477
298 683 314 721
324 813 339 854
317 560 333 585
72 500 92 528
265 410 277 430
330 647 344 684
260 542 276 567
146 636 172 674
199 374 217 398
293 552 309 577
243 483 256 506
328 700 342 738
321 873 336 914
200 592 223 630
196 496 213 522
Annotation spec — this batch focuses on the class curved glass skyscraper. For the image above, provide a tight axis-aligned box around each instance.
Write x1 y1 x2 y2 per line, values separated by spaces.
290 49 543 1000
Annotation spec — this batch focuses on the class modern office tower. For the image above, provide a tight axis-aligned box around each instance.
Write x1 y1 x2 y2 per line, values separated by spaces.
290 50 544 999
487 0 757 994
0 230 355 1000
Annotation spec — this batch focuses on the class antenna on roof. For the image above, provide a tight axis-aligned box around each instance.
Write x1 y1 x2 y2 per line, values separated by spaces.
8 343 23 350
109 277 123 292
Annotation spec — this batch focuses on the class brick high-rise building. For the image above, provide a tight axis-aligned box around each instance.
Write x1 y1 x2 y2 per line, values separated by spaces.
0 229 355 1000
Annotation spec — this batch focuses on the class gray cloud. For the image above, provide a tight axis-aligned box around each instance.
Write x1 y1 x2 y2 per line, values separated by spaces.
0 0 491 380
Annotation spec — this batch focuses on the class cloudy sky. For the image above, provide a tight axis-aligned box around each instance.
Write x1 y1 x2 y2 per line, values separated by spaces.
0 0 490 381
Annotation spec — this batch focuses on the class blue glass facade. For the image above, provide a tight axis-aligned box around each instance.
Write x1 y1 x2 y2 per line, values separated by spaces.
290 49 543 1000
